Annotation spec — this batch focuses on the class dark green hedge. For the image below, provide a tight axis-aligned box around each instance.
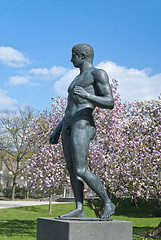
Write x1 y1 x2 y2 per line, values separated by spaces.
3 186 27 199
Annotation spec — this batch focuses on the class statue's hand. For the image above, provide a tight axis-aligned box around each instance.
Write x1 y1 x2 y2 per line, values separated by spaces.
73 86 89 99
49 130 60 144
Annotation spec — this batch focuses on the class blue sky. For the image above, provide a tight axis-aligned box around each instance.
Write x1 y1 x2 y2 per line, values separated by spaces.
0 0 161 112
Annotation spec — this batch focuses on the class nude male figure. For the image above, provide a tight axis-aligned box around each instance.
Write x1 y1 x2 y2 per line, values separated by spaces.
50 44 115 219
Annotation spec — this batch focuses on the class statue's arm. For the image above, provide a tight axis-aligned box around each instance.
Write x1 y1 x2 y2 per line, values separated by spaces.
49 117 64 144
73 69 114 109
91 69 114 109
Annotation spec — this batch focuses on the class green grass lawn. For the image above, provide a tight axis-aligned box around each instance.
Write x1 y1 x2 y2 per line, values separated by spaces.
112 198 161 239
0 199 160 240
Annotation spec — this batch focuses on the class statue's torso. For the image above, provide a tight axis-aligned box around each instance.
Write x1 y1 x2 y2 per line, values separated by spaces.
65 69 96 125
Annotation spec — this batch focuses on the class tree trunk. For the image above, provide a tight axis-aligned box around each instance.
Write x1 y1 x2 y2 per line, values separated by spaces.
63 186 67 198
146 222 161 237
11 176 16 201
86 199 103 218
130 196 138 207
49 195 52 214
26 189 29 200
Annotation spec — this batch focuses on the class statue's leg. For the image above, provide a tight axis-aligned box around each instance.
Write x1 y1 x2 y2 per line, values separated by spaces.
59 125 85 218
71 119 115 218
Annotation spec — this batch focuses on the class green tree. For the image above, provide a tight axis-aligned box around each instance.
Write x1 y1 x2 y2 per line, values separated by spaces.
0 106 34 200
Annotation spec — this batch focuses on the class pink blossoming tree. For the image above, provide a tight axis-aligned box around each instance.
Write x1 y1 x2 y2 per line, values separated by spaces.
89 85 161 205
26 98 70 213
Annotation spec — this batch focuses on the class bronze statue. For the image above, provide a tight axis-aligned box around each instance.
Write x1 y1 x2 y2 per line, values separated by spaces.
50 44 115 219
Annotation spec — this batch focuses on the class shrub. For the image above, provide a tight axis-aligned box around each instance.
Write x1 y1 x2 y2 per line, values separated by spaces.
2 187 12 198
153 199 161 217
0 183 3 192
15 186 27 199
54 188 62 196
3 186 27 199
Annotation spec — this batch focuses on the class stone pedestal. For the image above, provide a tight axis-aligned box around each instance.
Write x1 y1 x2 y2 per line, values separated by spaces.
37 218 132 240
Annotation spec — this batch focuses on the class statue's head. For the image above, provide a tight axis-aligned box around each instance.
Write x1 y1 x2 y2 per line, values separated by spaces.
72 44 94 63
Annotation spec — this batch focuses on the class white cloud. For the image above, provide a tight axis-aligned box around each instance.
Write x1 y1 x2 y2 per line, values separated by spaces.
54 69 79 96
29 66 68 80
7 66 68 86
97 61 161 101
0 46 29 67
53 61 161 101
8 76 33 86
0 88 17 110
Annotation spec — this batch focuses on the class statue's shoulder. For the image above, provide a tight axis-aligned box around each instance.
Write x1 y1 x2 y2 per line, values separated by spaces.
91 68 109 83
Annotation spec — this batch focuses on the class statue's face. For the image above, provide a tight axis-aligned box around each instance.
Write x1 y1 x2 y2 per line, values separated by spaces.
71 51 83 68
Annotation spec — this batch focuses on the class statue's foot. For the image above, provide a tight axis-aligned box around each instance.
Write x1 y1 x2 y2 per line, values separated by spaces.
58 209 85 218
101 202 116 219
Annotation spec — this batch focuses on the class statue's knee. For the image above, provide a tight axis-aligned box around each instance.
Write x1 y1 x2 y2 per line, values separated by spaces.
75 120 87 130
75 168 86 178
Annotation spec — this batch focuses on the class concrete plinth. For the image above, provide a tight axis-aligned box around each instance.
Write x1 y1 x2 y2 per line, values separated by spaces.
37 217 132 240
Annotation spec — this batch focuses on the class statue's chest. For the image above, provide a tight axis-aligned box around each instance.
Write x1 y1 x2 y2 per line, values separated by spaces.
68 72 94 93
